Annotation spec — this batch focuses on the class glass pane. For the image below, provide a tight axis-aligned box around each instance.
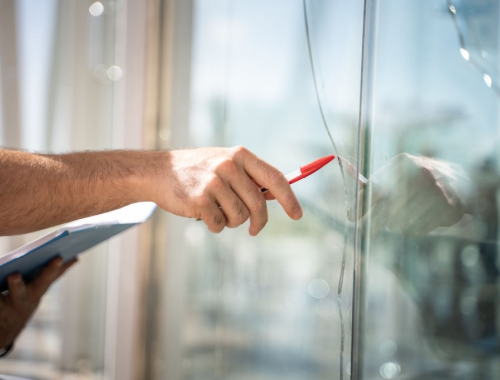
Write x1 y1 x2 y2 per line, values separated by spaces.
161 0 364 379
0 0 119 378
358 1 500 379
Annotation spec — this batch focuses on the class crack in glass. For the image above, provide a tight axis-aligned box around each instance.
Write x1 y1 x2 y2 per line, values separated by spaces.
303 1 351 378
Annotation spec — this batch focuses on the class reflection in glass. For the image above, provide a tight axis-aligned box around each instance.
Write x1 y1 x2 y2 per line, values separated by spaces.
357 1 500 379
89 2 104 17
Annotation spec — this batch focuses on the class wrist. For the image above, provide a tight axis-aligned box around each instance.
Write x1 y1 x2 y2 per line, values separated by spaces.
126 150 172 204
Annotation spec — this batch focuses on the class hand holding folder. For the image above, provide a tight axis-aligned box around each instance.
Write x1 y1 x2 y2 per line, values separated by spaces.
0 202 157 292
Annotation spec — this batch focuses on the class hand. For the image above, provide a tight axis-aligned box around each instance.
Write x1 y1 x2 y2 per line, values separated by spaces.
151 146 303 235
355 153 469 237
0 257 78 350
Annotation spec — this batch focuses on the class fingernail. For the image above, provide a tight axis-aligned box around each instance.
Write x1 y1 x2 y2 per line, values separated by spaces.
12 274 21 283
248 226 258 236
294 207 303 219
55 258 64 267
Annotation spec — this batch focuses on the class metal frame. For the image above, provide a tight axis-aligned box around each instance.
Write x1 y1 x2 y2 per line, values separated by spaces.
153 2 195 379
103 0 152 379
0 0 21 148
351 0 378 379
126 1 196 379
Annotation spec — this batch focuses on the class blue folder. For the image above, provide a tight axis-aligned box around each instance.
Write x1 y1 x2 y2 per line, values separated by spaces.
0 202 157 292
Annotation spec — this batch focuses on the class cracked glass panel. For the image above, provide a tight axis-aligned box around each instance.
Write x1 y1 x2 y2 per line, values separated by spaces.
357 1 500 379
174 0 364 379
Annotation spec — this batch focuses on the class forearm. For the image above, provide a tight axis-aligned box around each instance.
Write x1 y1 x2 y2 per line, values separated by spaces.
0 146 303 237
0 149 160 235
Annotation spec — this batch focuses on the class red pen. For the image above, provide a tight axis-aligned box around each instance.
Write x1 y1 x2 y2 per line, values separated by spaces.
260 155 335 193
196 155 336 221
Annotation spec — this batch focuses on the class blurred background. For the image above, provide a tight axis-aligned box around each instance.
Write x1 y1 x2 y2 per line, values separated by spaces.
0 0 499 379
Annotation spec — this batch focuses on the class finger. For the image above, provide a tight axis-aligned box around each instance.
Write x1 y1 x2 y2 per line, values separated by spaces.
200 201 227 233
363 164 433 226
7 273 28 307
387 190 436 233
29 257 64 300
405 198 464 237
388 170 459 234
29 258 78 301
241 154 302 220
406 209 444 238
54 258 78 280
263 191 275 201
229 170 269 235
369 160 405 206
404 206 452 238
213 184 250 229
370 155 422 207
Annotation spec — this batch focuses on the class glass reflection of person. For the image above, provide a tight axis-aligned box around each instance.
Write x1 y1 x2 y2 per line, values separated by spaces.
357 153 499 361
0 147 303 357
353 153 470 238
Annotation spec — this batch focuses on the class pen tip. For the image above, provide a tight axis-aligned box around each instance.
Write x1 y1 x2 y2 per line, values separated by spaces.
325 155 335 163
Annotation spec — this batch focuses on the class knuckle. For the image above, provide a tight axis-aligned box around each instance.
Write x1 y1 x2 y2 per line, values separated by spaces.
251 198 267 213
239 210 250 223
193 194 212 208
216 157 238 174
209 214 226 233
225 202 249 228
419 167 434 181
268 169 286 186
399 153 417 165
213 213 225 227
231 145 248 157
399 153 417 168
234 199 248 216
205 176 225 193
399 152 412 160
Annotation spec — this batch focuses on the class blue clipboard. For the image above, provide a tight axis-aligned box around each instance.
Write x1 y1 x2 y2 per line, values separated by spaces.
0 202 157 292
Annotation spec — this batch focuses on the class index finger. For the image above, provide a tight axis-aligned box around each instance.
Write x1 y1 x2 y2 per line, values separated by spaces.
241 152 302 220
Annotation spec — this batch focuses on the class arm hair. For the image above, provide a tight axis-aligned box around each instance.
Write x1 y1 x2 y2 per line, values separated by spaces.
0 149 162 235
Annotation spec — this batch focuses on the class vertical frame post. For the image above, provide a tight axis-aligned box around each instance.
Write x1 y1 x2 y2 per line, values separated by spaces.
351 0 378 379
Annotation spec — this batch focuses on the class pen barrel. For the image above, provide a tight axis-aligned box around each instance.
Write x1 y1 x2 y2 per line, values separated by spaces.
285 169 302 182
